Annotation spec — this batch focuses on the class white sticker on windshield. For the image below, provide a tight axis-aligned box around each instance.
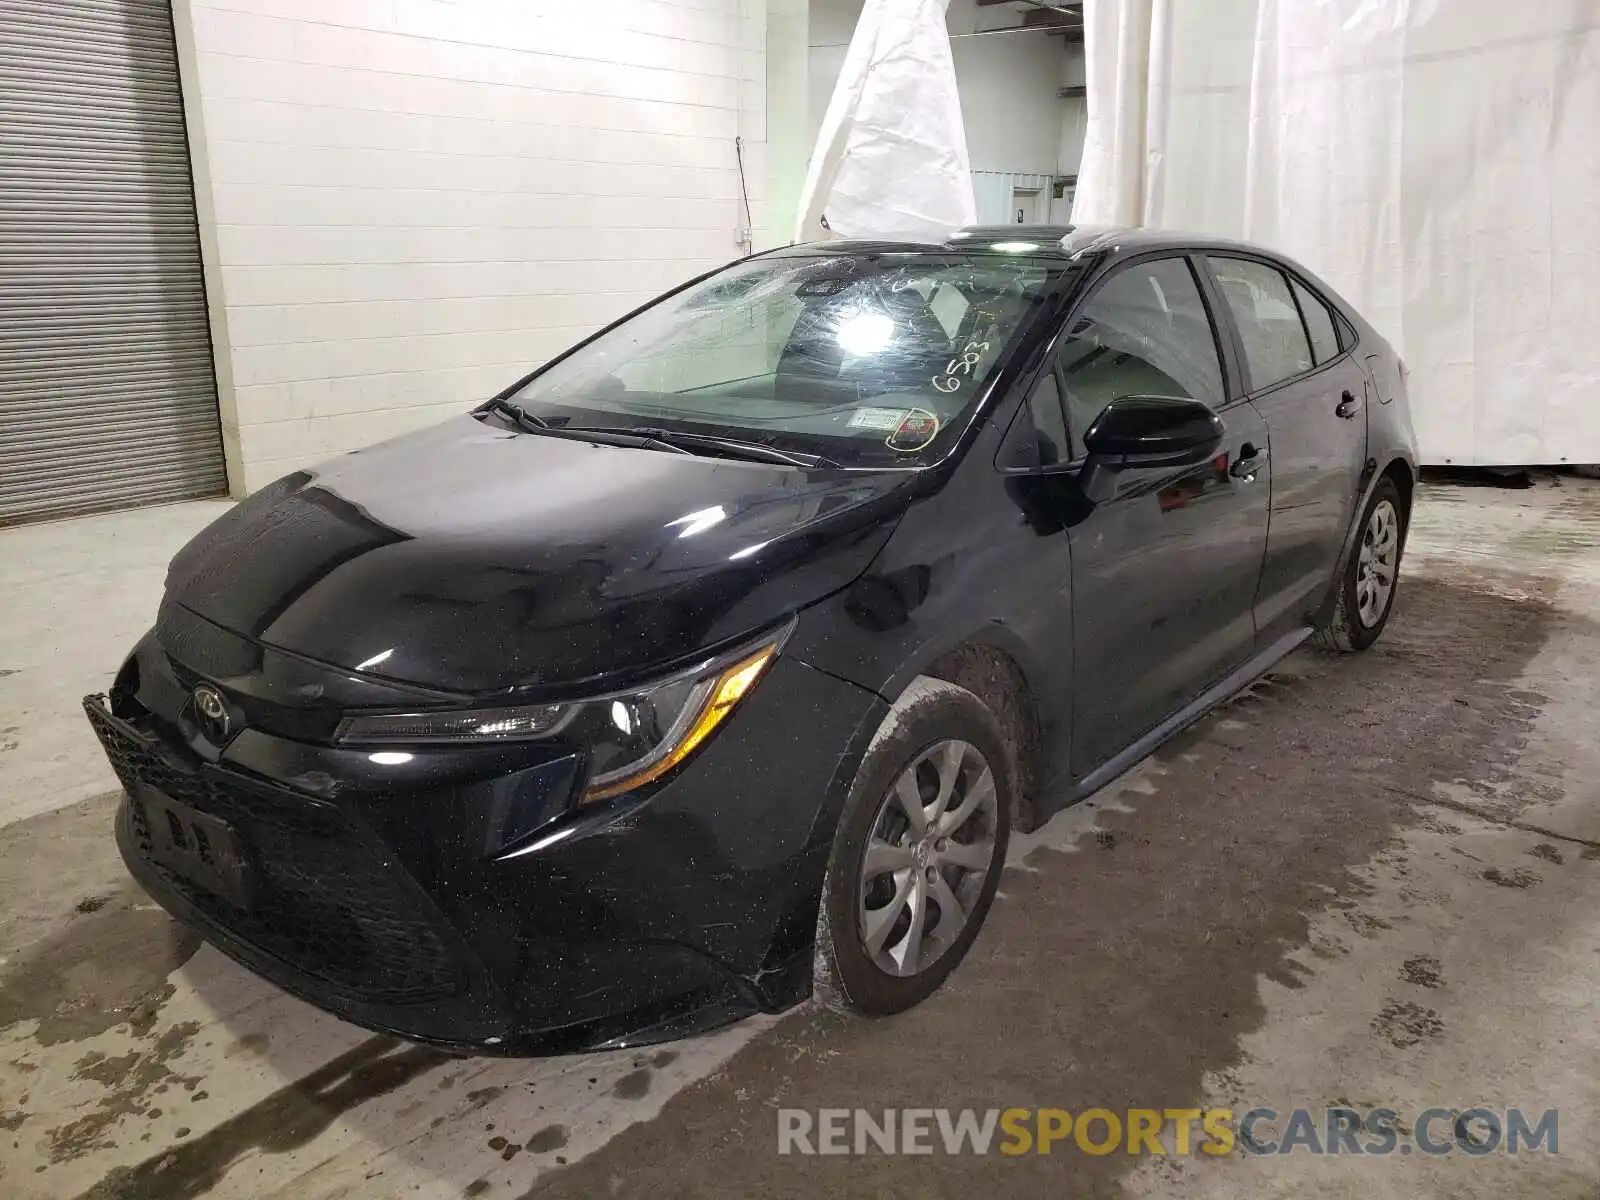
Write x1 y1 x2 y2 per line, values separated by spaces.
848 407 910 432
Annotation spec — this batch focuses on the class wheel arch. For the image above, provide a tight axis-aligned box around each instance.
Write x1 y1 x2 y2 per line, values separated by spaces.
1379 456 1416 546
1316 452 1416 627
889 632 1047 834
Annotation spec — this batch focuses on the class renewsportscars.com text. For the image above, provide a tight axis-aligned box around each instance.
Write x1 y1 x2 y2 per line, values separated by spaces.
777 1107 1559 1157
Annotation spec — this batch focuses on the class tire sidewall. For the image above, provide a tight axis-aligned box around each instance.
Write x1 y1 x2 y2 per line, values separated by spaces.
1338 477 1405 650
818 681 1014 1016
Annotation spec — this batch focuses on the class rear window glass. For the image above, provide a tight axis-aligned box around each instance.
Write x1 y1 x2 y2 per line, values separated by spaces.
1208 257 1314 390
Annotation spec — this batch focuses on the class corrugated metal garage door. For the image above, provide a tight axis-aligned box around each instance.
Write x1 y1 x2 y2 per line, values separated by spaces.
0 0 225 526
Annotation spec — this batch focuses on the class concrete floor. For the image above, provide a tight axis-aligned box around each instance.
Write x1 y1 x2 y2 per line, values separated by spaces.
1 479 1597 1199
0 501 233 827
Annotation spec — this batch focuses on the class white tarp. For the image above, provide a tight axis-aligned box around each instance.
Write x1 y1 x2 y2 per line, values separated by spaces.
795 0 976 243
1074 0 1600 467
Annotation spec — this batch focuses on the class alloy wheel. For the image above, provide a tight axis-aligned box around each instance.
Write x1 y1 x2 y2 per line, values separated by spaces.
1356 498 1400 628
857 739 1000 978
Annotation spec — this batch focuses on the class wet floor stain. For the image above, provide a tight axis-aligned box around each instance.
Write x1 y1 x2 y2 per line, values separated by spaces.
0 883 201 1047
75 1036 451 1200
1341 909 1393 937
1372 999 1446 1048
525 1124 568 1154
487 1135 522 1161
1414 812 1464 835
223 1033 268 1058
611 1069 651 1100
46 1023 202 1165
1399 955 1445 988
1483 866 1542 888
73 1051 144 1088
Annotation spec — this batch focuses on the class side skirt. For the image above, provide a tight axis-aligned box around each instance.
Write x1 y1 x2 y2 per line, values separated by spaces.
1038 625 1315 822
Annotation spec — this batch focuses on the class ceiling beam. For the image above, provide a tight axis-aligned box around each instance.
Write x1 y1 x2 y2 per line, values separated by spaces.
1022 6 1083 30
965 1 1084 41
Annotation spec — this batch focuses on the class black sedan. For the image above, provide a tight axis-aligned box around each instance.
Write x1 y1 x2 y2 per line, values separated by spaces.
85 225 1417 1053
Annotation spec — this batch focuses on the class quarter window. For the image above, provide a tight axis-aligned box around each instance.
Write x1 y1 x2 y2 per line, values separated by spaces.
1207 257 1314 390
1291 277 1341 364
1026 371 1071 466
1054 257 1227 442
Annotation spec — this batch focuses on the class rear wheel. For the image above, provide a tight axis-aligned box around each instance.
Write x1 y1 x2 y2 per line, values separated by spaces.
815 678 1012 1016
1315 477 1405 652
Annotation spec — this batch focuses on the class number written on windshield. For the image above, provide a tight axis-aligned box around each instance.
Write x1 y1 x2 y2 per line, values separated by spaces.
933 339 992 394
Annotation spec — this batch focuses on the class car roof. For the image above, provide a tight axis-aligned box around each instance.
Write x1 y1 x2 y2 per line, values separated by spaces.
779 224 1281 263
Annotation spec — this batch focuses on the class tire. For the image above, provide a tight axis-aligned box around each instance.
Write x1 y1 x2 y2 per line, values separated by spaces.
1314 476 1406 653
815 676 1013 1016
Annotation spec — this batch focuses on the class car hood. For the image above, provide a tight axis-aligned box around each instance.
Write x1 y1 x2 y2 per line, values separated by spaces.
165 416 914 695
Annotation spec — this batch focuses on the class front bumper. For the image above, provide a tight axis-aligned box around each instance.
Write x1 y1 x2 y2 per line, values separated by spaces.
85 640 884 1055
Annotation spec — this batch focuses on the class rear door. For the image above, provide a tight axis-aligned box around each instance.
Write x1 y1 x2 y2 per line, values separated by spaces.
1203 256 1368 642
1050 254 1272 775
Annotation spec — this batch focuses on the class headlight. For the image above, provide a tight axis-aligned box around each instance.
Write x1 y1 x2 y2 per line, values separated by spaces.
335 704 574 743
335 633 785 804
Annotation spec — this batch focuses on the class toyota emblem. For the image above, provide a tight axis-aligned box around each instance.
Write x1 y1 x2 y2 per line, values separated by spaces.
192 684 231 742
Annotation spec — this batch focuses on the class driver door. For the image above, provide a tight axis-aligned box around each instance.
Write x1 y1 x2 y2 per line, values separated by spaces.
1053 255 1272 776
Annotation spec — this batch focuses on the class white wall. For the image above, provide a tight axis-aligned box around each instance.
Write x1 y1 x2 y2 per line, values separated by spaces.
807 0 1079 179
173 0 770 495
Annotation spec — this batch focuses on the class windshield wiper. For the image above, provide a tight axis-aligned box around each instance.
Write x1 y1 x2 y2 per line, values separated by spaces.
606 427 839 469
480 396 549 432
480 402 833 467
480 401 690 456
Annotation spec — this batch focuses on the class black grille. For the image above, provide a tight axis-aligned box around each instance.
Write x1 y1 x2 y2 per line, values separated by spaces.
85 697 466 1005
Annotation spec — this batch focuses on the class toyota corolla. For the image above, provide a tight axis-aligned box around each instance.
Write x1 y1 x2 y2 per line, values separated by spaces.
85 225 1416 1053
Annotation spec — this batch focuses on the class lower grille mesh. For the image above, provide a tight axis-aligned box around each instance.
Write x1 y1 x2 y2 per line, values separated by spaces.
86 696 466 1004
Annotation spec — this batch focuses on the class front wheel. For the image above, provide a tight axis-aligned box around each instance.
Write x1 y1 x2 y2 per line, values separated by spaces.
815 678 1013 1016
1315 477 1406 652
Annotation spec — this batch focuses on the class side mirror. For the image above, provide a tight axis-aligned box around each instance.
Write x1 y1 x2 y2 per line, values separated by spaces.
1077 395 1224 504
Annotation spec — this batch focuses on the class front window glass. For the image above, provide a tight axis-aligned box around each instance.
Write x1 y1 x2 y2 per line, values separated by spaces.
1055 257 1227 444
507 252 1072 467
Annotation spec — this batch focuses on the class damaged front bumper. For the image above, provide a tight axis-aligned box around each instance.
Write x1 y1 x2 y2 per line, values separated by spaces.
84 639 885 1055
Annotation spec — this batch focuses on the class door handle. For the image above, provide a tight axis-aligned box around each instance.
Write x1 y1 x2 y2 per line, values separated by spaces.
1229 443 1267 481
1336 390 1364 419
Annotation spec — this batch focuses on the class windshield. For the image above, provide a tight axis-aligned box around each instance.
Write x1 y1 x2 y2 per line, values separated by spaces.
504 251 1074 468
